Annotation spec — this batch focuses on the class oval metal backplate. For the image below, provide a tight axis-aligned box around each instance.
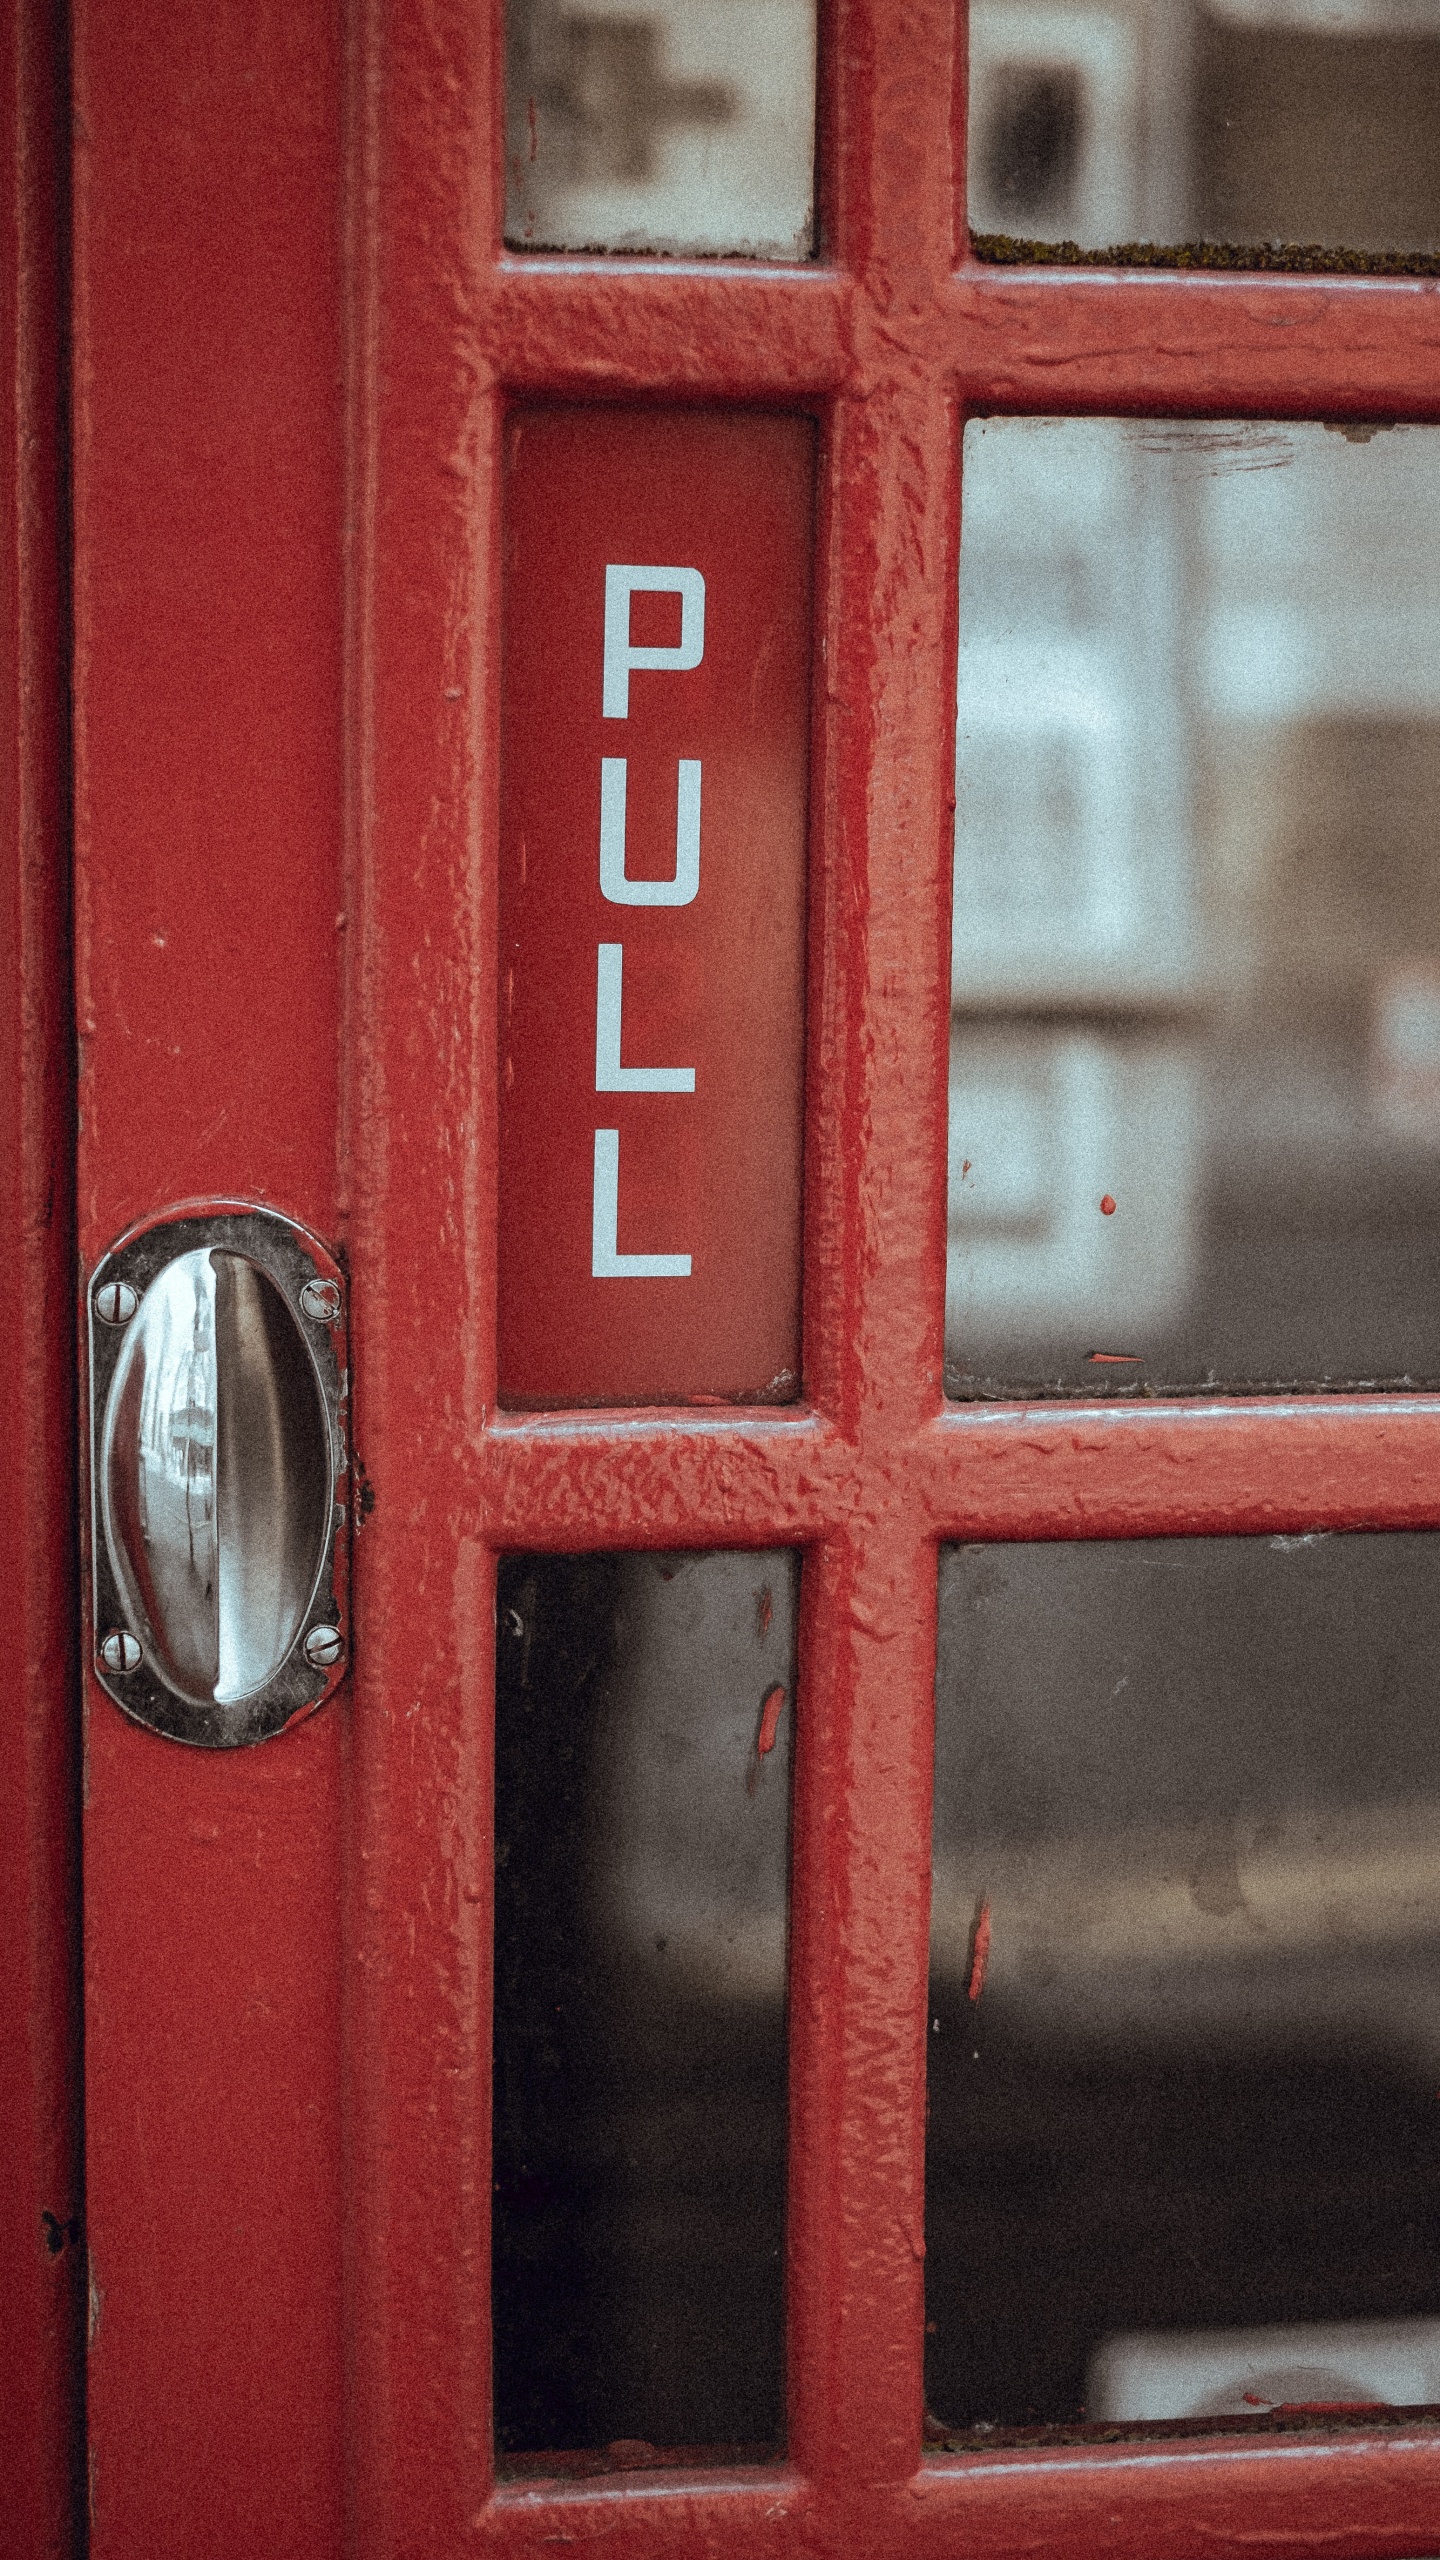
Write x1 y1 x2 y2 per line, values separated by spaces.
87 1202 350 1748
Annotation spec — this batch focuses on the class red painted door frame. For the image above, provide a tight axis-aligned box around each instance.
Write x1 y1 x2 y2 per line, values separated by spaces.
0 3 79 2552
3 1 1438 2554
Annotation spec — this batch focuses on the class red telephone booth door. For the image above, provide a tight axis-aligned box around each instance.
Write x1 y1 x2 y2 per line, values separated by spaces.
35 2 1440 2557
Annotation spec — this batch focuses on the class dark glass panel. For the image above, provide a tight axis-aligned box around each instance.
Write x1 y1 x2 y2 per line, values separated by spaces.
493 1548 795 2459
928 1534 1440 2429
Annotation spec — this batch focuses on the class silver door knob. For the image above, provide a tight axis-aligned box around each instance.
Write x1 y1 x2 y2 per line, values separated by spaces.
88 1204 349 1747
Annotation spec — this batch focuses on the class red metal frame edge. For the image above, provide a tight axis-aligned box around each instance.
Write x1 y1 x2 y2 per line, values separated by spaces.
342 0 498 2545
471 266 1440 423
0 0 80 2549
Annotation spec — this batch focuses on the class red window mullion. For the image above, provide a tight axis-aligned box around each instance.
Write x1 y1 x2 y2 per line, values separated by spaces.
339 0 499 2545
772 9 969 2489
926 1399 1440 1545
951 263 1440 422
485 1402 1440 1552
912 2429 1440 2560
482 1412 840 1549
782 307 960 2487
486 266 851 400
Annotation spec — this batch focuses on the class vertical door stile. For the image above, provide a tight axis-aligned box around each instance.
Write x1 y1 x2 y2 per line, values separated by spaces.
0 0 80 2548
72 5 347 2553
341 0 498 2546
780 0 961 2510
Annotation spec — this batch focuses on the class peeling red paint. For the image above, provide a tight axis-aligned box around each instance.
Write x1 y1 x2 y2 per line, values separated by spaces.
1277 2402 1388 2416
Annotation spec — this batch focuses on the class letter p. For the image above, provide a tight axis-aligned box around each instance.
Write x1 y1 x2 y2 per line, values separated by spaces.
603 565 705 719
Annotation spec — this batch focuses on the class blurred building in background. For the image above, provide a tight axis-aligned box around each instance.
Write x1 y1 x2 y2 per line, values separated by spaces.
952 0 1440 1395
949 415 1440 1394
967 0 1440 255
504 0 815 255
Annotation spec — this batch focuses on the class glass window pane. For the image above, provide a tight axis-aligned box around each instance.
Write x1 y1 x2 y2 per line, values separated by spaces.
505 0 816 258
928 1534 1440 2432
969 2 1440 266
493 1548 795 2462
949 416 1440 1395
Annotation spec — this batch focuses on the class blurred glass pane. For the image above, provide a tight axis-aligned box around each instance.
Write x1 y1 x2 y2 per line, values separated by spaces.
928 1534 1440 2431
948 416 1440 1394
505 0 816 257
493 1548 795 2461
969 2 1440 261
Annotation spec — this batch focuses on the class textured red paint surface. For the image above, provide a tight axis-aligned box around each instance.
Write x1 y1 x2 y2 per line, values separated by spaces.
60 0 1440 2556
0 4 79 2551
72 3 345 2554
498 408 811 1407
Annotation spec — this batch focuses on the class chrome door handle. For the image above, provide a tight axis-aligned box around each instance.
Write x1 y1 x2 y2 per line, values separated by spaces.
88 1203 350 1747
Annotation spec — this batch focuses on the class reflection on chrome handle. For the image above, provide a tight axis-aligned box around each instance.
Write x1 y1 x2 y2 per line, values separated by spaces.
89 1206 348 1749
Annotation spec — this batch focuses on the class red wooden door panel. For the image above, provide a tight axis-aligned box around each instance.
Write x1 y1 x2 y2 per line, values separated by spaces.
72 5 346 2554
57 3 1440 2559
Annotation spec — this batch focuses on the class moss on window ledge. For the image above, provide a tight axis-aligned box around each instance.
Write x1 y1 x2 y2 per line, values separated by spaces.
969 230 1440 278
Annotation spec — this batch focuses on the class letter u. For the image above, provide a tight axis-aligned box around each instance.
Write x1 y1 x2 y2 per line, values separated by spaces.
599 757 701 907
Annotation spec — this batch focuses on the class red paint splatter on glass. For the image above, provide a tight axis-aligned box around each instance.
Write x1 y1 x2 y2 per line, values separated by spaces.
1278 2402 1386 2416
967 1899 991 2003
757 1685 786 1757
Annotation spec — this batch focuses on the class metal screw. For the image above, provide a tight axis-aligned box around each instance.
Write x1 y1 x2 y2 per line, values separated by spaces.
303 1624 343 1671
300 1277 342 1324
94 1279 139 1326
99 1630 142 1676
